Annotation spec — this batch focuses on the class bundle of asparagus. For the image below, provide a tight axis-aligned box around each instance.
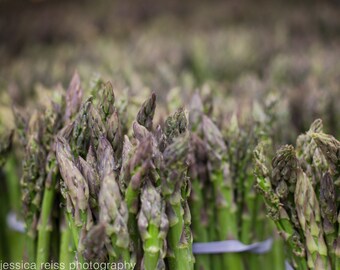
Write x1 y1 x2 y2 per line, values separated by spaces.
188 93 284 270
254 119 340 269
11 73 196 270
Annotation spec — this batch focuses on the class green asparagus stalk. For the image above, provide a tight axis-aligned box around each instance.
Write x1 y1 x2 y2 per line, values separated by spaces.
36 153 58 269
138 180 169 270
56 136 90 263
295 168 330 269
296 119 328 190
97 136 130 263
311 131 340 268
162 135 193 270
59 213 74 268
125 135 153 264
188 134 211 270
36 96 65 268
271 145 301 232
20 111 46 262
319 172 337 267
202 115 243 270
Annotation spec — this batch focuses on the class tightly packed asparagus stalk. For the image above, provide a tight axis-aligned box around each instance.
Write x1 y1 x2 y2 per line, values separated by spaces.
254 119 340 269
4 72 293 269
10 74 199 269
188 93 284 270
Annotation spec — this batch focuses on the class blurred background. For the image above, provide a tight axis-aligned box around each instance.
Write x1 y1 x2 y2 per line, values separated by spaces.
1 0 340 138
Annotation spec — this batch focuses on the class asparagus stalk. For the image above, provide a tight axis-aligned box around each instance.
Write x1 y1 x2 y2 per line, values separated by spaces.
311 132 340 199
188 135 211 270
137 93 156 131
64 71 83 123
20 111 46 262
162 135 193 270
138 180 169 270
56 136 90 263
125 135 153 264
319 173 337 267
36 153 58 269
97 136 130 263
311 131 340 269
295 168 330 269
202 115 243 270
59 213 74 268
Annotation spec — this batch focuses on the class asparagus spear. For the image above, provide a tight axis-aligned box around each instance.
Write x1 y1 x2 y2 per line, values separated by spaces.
138 180 169 270
137 93 156 131
59 213 74 268
162 135 193 270
125 135 153 264
271 145 301 232
296 119 328 189
97 81 115 123
64 71 83 123
119 136 134 194
106 110 123 162
202 115 243 270
78 156 100 215
311 132 340 195
36 152 58 269
319 173 337 267
188 134 211 270
97 136 130 263
36 96 65 269
56 136 90 262
295 168 330 269
164 108 187 146
20 111 46 262
70 98 92 158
